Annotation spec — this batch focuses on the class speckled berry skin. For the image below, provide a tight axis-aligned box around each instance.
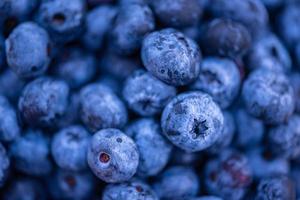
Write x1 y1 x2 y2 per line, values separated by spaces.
123 70 176 116
125 118 172 177
191 57 241 109
103 180 159 200
51 125 90 171
205 150 253 200
149 0 202 28
0 143 9 187
203 18 251 58
268 115 300 159
79 84 128 132
141 28 202 86
5 22 51 78
161 91 224 152
37 0 85 43
87 128 139 183
0 95 20 142
154 166 200 200
255 176 296 200
242 69 294 125
111 3 155 55
18 77 70 128
10 129 52 176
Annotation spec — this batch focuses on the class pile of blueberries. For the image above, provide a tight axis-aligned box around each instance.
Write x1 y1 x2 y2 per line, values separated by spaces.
2 0 300 199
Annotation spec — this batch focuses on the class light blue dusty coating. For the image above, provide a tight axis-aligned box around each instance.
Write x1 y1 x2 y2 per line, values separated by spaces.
192 57 241 109
51 125 91 171
87 128 139 183
161 91 224 152
103 179 159 200
123 70 176 116
125 118 172 177
242 69 294 125
18 77 70 128
142 28 202 86
79 83 128 132
0 143 9 187
0 95 20 142
10 129 52 175
5 22 51 78
154 166 200 200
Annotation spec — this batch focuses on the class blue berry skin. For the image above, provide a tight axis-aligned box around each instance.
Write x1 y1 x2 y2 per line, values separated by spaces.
18 77 70 128
10 129 52 176
261 0 284 9
125 118 172 177
207 111 235 155
203 19 251 58
5 22 51 78
234 109 265 148
111 3 155 55
83 5 117 51
141 28 202 86
0 143 9 187
37 0 85 43
242 69 295 125
246 148 290 179
184 197 222 200
246 33 291 73
79 84 128 132
161 91 224 152
48 170 95 200
0 34 5 69
0 96 20 142
123 70 176 116
0 69 25 102
0 0 38 21
290 73 300 113
98 75 122 96
149 0 203 28
3 179 46 200
205 150 253 200
57 92 80 128
103 180 159 200
291 165 300 197
87 128 139 183
208 0 268 37
153 166 200 200
268 115 300 159
255 176 296 200
51 125 91 171
171 148 202 166
54 48 96 89
191 57 241 109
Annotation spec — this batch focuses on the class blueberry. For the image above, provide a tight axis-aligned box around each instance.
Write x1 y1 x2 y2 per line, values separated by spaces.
87 128 139 183
123 70 176 116
203 18 251 58
83 5 117 50
54 48 96 89
268 115 300 159
0 34 5 69
79 84 128 132
48 169 95 200
10 129 52 176
246 33 291 73
289 73 300 113
37 0 85 43
141 28 202 86
52 125 91 171
125 118 172 177
291 165 300 197
185 197 222 200
153 166 200 200
57 92 80 128
97 75 122 96
111 3 155 55
0 69 25 102
0 95 20 142
261 0 284 9
102 179 159 200
161 91 224 152
242 69 295 125
18 77 70 128
255 175 296 200
234 109 265 148
208 0 268 37
0 143 9 187
191 57 241 109
5 22 51 78
205 150 252 200
149 0 203 28
171 148 202 166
